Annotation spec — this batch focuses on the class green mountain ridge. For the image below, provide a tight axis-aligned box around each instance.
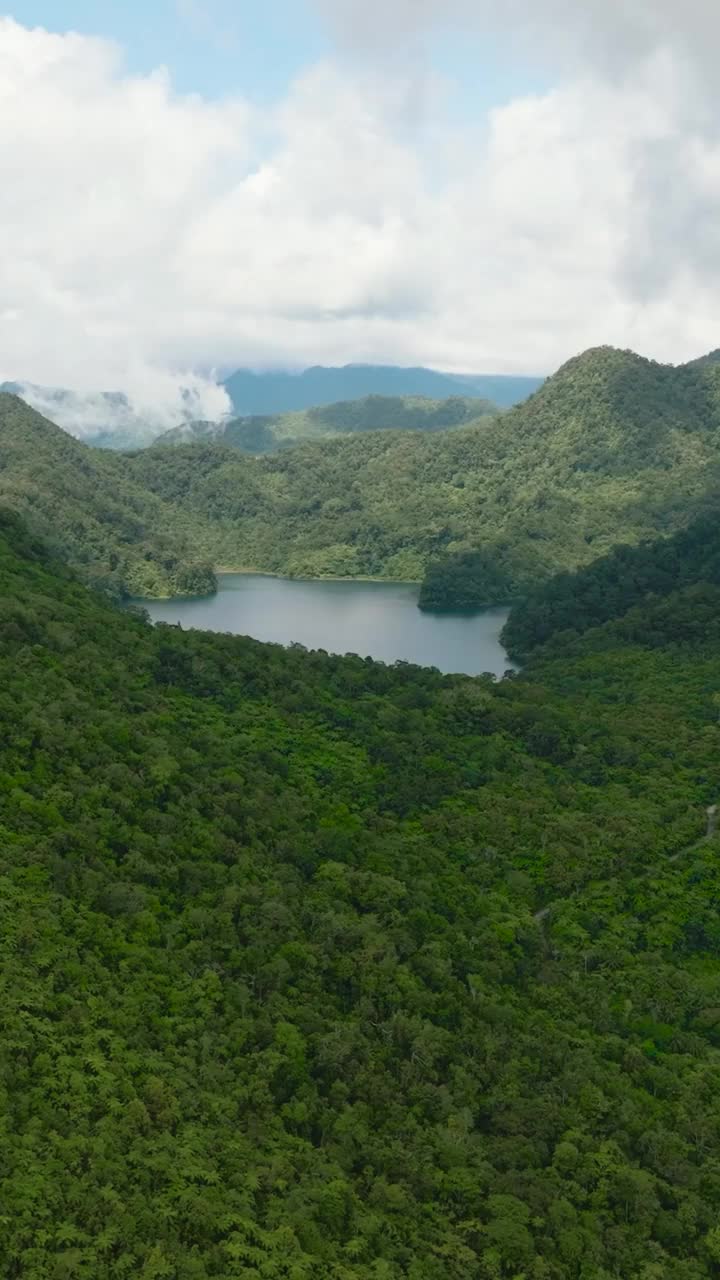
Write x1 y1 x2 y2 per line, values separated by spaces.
129 344 720 595
7 343 720 606
501 509 720 659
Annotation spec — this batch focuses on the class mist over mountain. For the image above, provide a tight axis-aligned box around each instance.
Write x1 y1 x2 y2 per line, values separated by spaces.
0 378 231 447
222 364 544 415
1 366 541 447
0 392 215 598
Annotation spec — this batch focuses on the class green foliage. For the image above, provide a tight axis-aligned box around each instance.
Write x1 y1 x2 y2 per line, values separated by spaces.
11 346 720 608
0 393 216 599
5 506 720 1274
300 394 492 437
131 345 720 595
503 509 720 659
419 547 518 610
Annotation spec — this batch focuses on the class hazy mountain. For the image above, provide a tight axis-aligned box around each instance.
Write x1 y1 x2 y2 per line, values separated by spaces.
222 363 544 415
0 379 229 447
0 381 162 447
155 394 496 453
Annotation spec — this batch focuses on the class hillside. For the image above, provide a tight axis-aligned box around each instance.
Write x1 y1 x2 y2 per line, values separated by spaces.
418 344 720 605
0 393 215 598
126 346 720 593
4 505 720 1274
684 350 720 369
156 394 495 453
222 363 543 414
502 508 720 659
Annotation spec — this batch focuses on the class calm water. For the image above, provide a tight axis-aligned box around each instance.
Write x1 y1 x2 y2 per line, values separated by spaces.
139 574 513 677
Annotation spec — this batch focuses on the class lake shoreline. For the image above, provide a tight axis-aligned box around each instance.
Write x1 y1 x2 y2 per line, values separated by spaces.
133 574 513 677
214 566 423 585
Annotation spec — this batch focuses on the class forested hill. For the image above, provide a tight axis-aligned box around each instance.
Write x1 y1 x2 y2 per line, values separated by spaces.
8 344 720 604
156 393 495 453
222 362 543 414
131 344 720 593
5 501 720 1275
418 344 720 606
502 508 720 659
0 393 215 599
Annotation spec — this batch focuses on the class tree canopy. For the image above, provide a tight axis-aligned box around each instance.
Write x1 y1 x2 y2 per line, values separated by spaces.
4 503 720 1275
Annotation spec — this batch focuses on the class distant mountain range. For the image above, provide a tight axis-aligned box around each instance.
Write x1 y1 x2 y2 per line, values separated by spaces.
222 364 544 415
0 365 544 446
156 394 497 453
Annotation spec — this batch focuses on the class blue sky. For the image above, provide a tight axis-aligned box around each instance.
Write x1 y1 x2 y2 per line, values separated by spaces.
7 0 545 112
7 0 330 100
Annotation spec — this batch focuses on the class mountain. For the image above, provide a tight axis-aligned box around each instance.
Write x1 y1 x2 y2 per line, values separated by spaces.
127 345 720 595
4 504 720 1274
155 394 496 453
222 363 543 414
9 343 720 610
154 418 224 447
0 392 214 598
418 344 720 607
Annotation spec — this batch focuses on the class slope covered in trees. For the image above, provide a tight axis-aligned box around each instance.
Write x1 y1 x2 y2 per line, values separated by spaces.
418 345 720 606
4 506 720 1276
128 346 720 592
8 346 720 605
502 511 720 659
0 393 215 598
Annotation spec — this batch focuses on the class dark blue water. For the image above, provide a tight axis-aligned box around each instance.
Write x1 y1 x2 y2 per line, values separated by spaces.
139 574 513 677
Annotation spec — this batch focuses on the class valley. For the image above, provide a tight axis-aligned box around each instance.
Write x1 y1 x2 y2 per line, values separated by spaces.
5 343 720 612
7 5 720 1276
5 344 720 1275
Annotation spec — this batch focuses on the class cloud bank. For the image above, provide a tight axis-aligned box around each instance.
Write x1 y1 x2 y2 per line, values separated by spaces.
1 6 720 434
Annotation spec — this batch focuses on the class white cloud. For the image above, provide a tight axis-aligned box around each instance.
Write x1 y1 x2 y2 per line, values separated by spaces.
1 10 720 437
315 0 720 84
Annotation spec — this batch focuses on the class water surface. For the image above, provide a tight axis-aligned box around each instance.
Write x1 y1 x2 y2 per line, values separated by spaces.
140 574 513 677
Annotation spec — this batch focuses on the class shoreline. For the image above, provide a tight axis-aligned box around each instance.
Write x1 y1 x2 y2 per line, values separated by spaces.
130 569 423 603
214 566 422 585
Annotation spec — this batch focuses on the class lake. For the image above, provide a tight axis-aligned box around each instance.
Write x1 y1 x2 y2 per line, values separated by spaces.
139 574 513 677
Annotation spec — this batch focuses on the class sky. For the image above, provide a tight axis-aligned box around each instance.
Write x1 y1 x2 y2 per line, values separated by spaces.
2 0 720 427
